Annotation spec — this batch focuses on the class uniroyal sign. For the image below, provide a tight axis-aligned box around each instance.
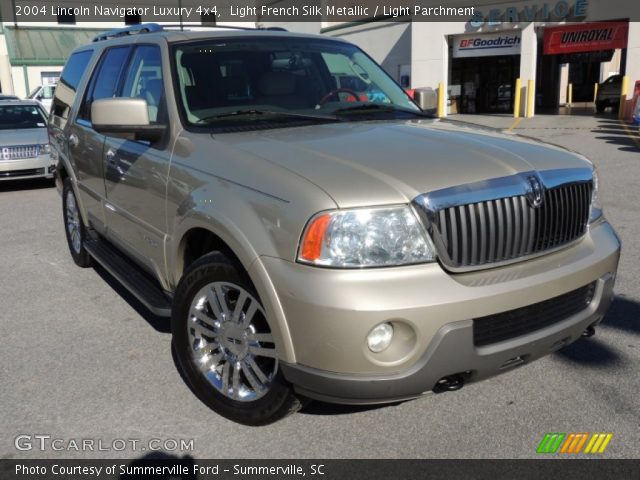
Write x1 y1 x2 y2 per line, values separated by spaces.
544 21 629 54
453 32 522 58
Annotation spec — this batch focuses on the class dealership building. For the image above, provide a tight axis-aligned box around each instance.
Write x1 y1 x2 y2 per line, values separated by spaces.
317 0 639 116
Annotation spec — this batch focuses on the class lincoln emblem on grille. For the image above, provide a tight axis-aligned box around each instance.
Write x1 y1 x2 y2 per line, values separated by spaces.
526 176 544 208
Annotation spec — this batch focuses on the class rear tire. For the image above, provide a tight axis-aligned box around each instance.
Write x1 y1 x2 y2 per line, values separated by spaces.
595 101 605 113
171 252 302 426
62 177 93 268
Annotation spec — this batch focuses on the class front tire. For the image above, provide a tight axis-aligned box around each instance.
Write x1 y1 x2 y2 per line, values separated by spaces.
171 252 302 425
62 177 93 268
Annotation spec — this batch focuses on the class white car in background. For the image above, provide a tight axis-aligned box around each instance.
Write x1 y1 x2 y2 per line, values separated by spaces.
0 99 54 181
27 84 56 112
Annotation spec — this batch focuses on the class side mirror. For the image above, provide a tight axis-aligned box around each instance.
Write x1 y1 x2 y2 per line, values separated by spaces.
91 98 166 143
413 88 438 112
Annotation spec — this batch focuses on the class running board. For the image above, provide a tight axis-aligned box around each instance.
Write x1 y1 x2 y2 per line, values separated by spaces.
85 238 172 317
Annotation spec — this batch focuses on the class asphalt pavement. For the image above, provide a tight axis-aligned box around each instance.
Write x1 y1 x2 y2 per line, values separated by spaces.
1 111 638 460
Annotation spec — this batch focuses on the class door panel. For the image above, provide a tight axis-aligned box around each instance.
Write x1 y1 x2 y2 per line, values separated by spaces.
70 46 131 232
101 45 170 276
68 120 106 230
103 137 170 274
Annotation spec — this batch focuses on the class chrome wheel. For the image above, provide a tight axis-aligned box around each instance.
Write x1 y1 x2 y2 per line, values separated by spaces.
65 190 81 254
187 281 277 402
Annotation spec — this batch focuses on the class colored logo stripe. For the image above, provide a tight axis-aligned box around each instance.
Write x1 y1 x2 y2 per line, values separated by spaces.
537 433 613 454
584 433 613 454
560 433 589 453
537 433 566 453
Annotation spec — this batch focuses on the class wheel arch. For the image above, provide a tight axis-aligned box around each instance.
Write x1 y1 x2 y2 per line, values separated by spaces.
172 220 297 364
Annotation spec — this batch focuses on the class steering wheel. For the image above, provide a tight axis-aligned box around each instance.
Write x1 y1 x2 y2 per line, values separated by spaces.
318 88 361 105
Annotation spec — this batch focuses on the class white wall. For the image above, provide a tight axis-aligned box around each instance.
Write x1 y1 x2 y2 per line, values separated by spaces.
329 22 412 83
519 23 537 116
0 35 14 94
625 22 640 98
10 65 63 98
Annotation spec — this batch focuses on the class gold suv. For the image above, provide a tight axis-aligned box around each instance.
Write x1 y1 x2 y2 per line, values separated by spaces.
49 24 620 425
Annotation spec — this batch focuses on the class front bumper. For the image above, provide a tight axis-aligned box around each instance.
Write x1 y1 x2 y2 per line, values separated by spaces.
0 154 55 180
281 273 614 404
255 221 620 404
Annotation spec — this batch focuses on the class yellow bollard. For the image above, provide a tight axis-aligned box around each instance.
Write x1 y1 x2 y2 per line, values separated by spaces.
513 78 521 118
618 75 629 120
437 81 445 118
526 79 534 118
593 82 598 103
567 83 573 106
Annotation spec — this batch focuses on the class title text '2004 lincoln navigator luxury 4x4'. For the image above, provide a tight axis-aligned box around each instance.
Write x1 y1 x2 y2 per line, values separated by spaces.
49 24 620 425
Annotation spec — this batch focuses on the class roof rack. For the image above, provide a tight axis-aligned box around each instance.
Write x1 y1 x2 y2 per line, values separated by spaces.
157 24 288 32
92 23 287 42
93 23 163 42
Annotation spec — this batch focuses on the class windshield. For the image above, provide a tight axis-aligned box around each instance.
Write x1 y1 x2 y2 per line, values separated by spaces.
173 37 421 128
0 104 47 130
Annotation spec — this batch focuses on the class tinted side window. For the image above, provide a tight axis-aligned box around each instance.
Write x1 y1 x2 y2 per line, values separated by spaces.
51 50 93 124
59 50 92 92
121 46 164 123
79 46 131 121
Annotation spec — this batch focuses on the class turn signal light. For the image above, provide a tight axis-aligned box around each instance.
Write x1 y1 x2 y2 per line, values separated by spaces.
299 213 331 262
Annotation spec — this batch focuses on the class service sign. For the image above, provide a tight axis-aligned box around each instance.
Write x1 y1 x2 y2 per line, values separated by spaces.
544 21 629 55
453 32 522 58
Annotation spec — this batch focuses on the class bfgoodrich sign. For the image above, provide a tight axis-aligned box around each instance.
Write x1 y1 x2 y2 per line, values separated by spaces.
453 32 522 58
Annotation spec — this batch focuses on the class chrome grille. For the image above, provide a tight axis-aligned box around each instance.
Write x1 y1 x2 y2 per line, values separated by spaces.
413 169 594 270
1 145 41 160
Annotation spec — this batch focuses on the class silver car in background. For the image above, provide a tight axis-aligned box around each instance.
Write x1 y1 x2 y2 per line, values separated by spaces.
0 100 54 181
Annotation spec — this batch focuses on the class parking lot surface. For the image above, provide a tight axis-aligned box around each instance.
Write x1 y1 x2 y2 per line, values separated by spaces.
1 113 638 459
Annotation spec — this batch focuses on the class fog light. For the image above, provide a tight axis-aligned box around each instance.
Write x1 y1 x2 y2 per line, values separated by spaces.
367 323 394 353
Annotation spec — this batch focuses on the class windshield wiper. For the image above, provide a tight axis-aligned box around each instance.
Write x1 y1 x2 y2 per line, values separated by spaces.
196 109 339 123
333 104 431 117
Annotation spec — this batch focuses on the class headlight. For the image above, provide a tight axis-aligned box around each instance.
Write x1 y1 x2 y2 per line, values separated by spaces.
589 167 602 223
39 144 51 155
297 205 436 267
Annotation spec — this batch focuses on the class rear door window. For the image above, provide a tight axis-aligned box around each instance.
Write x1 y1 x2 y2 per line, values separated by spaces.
59 50 93 93
51 49 93 122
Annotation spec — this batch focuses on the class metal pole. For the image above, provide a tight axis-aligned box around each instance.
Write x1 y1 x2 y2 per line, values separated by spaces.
526 79 535 118
437 82 445 118
567 83 573 107
513 78 521 118
11 0 18 27
618 75 629 120
593 82 598 103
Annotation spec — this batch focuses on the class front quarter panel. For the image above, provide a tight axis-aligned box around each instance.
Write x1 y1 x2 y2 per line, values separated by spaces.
166 132 338 362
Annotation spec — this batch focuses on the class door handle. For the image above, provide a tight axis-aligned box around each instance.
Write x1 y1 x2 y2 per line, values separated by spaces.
105 148 117 165
68 134 79 148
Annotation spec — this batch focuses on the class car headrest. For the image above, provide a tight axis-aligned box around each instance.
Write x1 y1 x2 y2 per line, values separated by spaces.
180 52 201 68
258 71 297 96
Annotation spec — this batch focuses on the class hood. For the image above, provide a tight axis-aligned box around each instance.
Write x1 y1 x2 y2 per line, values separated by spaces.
0 128 48 147
215 119 592 208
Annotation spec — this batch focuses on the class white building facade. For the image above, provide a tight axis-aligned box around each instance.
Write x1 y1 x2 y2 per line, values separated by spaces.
317 0 639 116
